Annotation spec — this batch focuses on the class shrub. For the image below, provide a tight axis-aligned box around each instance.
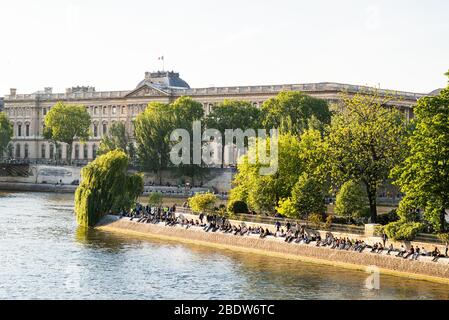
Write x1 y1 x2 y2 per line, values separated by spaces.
148 192 163 207
275 198 297 218
377 209 400 225
384 220 424 241
227 200 248 214
308 212 324 230
188 192 218 214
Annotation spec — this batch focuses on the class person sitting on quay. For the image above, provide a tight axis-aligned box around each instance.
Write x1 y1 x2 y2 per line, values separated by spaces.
412 247 421 260
431 247 441 262
403 245 415 259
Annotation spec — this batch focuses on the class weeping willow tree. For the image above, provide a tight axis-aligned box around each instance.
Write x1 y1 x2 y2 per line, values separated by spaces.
75 149 144 227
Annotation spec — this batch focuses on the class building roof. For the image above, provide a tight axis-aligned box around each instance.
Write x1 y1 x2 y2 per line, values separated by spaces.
136 71 190 89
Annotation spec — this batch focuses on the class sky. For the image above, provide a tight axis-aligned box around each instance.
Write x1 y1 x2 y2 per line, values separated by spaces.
0 0 448 96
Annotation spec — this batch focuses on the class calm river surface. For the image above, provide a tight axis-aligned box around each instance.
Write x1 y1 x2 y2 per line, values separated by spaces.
1 191 449 300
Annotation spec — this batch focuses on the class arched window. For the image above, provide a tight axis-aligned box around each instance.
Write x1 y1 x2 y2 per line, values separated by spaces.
94 106 98 115
83 144 88 159
103 123 107 136
41 144 46 158
122 106 126 114
9 145 14 158
74 144 79 160
49 144 54 159
112 106 117 115
24 144 29 159
92 145 97 159
15 144 21 158
93 123 98 137
17 124 22 137
25 123 30 137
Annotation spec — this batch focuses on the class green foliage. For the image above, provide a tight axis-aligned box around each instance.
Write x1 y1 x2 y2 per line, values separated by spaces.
0 112 13 158
229 129 327 215
74 150 144 227
230 133 303 214
98 122 132 157
291 173 326 218
134 97 204 183
44 102 91 163
227 200 249 214
205 99 261 133
335 180 369 220
376 209 400 225
188 192 218 214
326 89 408 222
148 192 163 207
275 198 297 218
383 220 424 241
261 91 331 135
391 82 449 232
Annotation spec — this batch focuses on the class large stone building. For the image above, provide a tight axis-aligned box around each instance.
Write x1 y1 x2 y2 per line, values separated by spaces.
2 71 433 163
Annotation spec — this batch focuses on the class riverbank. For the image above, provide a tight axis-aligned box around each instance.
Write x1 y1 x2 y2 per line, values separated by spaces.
97 215 449 285
0 182 77 193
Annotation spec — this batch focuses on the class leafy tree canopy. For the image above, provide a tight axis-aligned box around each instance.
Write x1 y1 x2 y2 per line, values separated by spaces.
0 112 13 158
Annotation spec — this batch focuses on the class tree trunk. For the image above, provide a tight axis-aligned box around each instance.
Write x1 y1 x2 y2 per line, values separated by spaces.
364 181 377 223
67 142 73 166
440 207 446 232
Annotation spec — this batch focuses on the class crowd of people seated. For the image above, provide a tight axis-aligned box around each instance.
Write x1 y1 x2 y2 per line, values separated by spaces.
120 203 449 263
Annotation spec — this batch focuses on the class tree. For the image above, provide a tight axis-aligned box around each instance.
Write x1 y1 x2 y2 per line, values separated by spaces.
334 180 369 221
74 150 144 227
391 77 449 232
134 102 174 183
188 192 218 214
0 112 13 159
171 96 205 183
98 122 132 157
291 173 326 218
134 97 205 184
229 133 304 214
44 102 91 164
326 89 408 223
261 91 331 135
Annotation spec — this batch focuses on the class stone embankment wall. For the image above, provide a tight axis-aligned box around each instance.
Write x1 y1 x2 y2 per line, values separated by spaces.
0 165 234 192
97 216 449 284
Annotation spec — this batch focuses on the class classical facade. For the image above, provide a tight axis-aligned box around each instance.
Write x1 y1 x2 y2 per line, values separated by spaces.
2 71 433 163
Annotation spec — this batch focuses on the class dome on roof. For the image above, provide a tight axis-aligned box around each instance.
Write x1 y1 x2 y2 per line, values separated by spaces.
429 88 443 96
136 71 190 89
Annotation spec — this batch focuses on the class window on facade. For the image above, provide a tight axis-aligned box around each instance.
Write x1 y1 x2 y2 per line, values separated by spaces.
103 106 107 115
75 144 79 160
93 124 98 137
103 123 107 136
18 124 22 137
41 144 46 158
43 108 47 116
94 106 98 115
112 106 116 115
26 124 30 137
83 144 88 159
122 106 125 114
24 144 29 158
92 145 97 159
15 144 21 158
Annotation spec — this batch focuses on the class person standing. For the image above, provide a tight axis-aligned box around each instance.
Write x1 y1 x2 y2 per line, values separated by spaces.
382 232 388 247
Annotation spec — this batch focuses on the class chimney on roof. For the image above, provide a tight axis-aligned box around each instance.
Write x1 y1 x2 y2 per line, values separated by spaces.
10 88 16 96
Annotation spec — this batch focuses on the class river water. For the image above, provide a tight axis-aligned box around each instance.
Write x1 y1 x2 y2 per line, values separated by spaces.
1 191 448 300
